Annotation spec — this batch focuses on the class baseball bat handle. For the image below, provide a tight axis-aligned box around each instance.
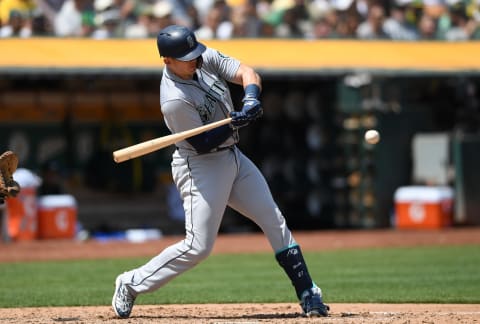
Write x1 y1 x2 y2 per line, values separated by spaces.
113 118 232 163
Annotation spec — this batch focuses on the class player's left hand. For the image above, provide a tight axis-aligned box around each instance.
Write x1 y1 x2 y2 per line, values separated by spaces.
242 97 263 120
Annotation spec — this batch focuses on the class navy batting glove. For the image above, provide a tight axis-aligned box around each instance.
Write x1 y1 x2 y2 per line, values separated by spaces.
242 98 263 120
230 111 250 128
242 84 263 120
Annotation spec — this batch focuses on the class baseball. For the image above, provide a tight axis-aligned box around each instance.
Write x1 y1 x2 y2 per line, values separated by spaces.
365 129 380 144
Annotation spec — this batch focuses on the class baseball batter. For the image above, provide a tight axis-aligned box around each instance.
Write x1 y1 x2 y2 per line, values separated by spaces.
112 25 329 319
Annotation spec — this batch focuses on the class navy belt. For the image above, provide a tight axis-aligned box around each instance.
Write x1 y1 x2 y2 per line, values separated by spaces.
176 145 235 154
209 145 235 153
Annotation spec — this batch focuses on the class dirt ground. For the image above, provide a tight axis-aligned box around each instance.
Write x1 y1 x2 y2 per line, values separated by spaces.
1 227 480 323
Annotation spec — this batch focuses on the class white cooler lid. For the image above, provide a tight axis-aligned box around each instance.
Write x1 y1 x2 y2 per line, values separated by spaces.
37 194 77 208
394 186 454 203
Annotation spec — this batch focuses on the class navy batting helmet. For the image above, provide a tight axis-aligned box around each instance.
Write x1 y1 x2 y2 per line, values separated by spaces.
157 25 206 61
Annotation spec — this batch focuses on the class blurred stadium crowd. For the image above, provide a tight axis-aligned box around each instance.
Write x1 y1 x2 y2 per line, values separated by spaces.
0 0 479 40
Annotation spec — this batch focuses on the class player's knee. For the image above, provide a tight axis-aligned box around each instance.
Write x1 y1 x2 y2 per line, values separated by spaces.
187 245 212 263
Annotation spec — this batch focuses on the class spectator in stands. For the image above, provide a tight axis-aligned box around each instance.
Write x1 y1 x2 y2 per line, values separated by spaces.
422 0 447 21
256 0 293 31
310 16 335 38
255 0 275 21
52 0 95 37
356 3 390 39
151 0 176 33
164 0 195 28
193 0 230 24
31 8 53 35
442 2 479 41
194 5 223 39
192 0 214 22
0 0 36 36
354 0 372 19
312 0 360 39
91 0 122 38
211 0 231 22
123 2 150 38
185 2 201 30
235 1 263 37
0 9 31 37
0 0 35 27
417 12 438 40
214 1 263 39
32 0 58 35
275 1 312 38
332 6 361 39
258 18 276 37
384 2 419 40
124 0 176 38
116 0 136 24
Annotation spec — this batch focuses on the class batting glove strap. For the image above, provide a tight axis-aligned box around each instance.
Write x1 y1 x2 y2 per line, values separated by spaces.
243 84 261 100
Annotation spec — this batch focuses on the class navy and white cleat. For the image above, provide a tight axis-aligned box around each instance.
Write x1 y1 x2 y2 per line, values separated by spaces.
300 286 329 317
112 274 136 319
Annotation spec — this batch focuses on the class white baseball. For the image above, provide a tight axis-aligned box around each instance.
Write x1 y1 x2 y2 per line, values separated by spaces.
365 129 380 144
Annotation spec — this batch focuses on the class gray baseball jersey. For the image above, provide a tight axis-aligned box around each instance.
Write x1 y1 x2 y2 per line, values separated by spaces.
118 48 296 295
161 48 238 152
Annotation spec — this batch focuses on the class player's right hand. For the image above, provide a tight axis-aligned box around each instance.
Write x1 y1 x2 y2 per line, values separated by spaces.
230 111 250 128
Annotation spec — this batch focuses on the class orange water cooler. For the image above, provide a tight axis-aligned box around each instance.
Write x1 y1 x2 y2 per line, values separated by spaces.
5 169 41 241
394 186 454 229
5 187 38 240
37 194 77 239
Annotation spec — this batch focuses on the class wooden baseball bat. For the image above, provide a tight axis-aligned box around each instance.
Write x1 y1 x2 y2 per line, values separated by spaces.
113 118 232 163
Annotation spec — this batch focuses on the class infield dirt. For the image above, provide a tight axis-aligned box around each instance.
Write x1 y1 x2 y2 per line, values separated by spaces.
1 227 479 323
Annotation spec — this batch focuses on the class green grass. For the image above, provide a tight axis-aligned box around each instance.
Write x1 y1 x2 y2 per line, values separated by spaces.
0 245 479 307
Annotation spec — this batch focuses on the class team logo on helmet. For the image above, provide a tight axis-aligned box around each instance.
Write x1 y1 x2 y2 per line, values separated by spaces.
186 35 195 49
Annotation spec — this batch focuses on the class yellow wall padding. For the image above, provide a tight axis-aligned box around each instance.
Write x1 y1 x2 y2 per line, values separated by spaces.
1 38 480 72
